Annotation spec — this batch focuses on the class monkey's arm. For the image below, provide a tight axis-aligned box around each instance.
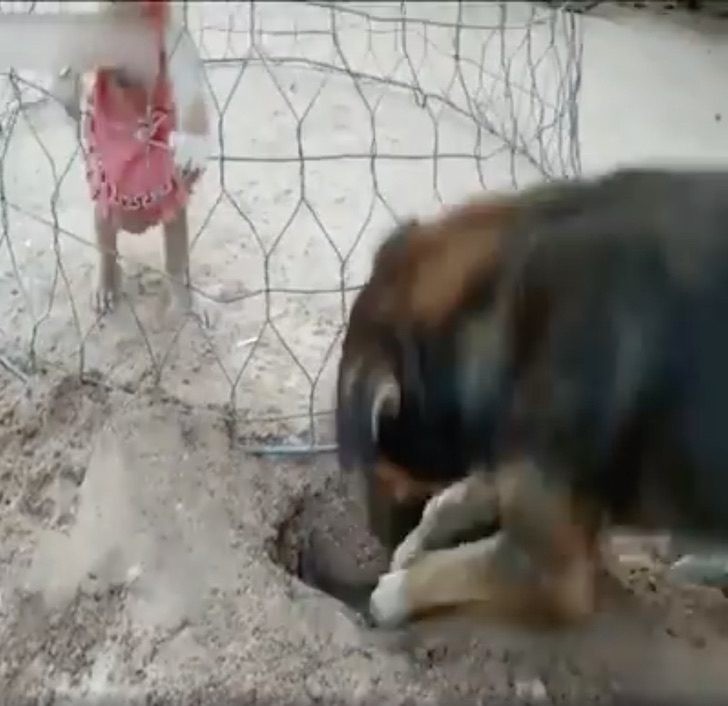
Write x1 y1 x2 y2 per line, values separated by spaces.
0 13 158 89
161 19 210 175
162 22 208 136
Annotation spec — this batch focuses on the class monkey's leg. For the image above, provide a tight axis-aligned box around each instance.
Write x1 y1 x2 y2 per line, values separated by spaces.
93 207 120 315
163 207 192 313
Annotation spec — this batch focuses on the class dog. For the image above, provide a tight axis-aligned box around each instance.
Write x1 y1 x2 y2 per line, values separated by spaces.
336 167 728 630
46 0 210 316
335 213 508 555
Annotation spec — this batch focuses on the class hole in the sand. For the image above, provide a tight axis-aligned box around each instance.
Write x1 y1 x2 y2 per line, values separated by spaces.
267 477 390 615
267 473 500 624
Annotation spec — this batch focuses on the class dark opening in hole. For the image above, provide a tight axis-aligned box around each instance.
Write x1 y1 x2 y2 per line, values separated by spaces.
268 472 500 622
268 474 391 617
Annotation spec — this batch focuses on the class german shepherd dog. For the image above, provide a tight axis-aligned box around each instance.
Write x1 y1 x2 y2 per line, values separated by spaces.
336 168 728 629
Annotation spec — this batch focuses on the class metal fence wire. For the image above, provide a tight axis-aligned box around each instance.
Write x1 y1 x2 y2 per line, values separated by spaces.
0 1 583 453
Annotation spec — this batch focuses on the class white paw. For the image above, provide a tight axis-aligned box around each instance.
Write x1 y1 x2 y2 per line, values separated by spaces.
390 532 424 572
669 553 728 589
369 570 410 628
169 131 209 177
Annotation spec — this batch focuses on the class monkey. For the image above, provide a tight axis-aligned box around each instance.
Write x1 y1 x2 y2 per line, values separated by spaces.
0 1 210 316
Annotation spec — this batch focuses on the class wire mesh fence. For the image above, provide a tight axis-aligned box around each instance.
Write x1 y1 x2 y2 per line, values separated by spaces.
0 1 583 452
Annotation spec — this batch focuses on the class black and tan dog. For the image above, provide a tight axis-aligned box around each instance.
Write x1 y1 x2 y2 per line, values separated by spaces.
336 167 728 630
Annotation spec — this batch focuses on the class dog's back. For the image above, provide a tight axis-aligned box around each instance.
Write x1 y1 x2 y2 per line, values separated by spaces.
339 167 728 547
479 168 728 538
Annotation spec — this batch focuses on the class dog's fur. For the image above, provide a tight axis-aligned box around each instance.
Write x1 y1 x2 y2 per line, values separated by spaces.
336 167 728 629
49 1 209 316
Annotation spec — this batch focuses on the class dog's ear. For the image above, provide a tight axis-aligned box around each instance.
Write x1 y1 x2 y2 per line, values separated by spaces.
371 376 401 441
336 362 400 473
372 218 420 272
335 218 420 473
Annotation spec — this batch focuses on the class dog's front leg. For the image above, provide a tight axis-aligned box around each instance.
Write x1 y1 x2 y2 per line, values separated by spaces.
372 531 532 628
371 458 600 630
390 471 499 572
93 207 120 315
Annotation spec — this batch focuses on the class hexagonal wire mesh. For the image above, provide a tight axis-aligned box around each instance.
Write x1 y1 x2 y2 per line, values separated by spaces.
0 1 582 453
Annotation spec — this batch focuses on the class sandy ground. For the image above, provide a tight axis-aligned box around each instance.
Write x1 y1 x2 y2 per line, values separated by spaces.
0 0 573 446
4 370 728 705
2 1 728 703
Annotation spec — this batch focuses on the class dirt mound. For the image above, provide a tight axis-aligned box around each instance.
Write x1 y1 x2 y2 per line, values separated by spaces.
2 370 728 704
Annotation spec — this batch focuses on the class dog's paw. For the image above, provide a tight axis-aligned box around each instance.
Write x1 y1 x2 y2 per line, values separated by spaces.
390 532 424 572
369 570 411 628
169 131 209 178
668 553 728 589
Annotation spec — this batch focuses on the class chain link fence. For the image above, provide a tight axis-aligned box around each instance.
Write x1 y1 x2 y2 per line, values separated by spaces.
0 1 583 452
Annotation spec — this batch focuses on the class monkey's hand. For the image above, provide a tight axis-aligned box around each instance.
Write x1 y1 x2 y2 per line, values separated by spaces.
169 130 209 181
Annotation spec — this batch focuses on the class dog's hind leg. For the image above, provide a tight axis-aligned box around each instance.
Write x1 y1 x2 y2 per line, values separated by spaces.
370 457 600 630
390 471 500 572
662 532 728 595
669 550 728 596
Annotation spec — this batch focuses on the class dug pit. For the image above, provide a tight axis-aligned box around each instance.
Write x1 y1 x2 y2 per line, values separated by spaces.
267 472 391 621
6 371 728 704
265 466 728 704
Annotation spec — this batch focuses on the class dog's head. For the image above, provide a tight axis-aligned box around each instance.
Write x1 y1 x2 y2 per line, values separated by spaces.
336 195 535 549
